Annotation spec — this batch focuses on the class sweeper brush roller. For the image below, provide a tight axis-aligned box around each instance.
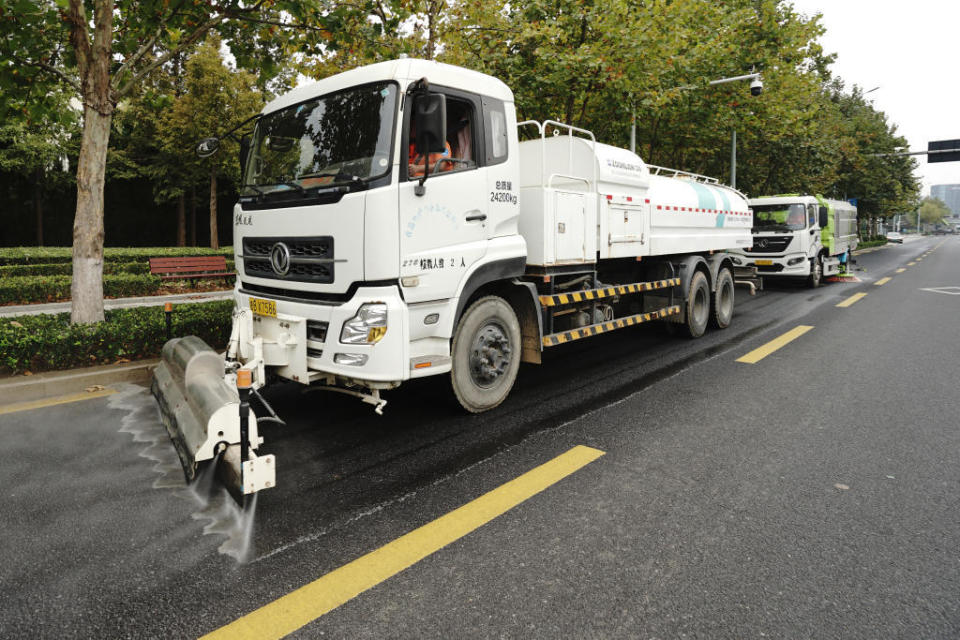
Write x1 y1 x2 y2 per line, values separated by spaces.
151 336 275 497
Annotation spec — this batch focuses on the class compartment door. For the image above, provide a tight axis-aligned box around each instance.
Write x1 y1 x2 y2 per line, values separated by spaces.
554 191 587 263
606 200 649 258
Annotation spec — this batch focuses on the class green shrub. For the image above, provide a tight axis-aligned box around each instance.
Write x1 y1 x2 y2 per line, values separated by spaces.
0 300 234 374
0 246 233 266
0 260 233 277
0 273 162 304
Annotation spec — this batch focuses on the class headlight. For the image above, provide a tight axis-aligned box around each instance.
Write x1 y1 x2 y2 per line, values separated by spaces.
787 257 806 266
340 303 388 344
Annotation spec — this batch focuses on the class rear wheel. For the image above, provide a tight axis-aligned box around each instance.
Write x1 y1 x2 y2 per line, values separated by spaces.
710 267 735 329
684 270 710 338
450 296 521 413
807 255 822 288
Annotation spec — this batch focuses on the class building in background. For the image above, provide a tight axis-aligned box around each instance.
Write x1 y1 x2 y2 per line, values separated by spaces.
930 184 960 218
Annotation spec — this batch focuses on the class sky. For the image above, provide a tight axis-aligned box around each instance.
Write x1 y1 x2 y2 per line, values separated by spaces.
789 0 960 196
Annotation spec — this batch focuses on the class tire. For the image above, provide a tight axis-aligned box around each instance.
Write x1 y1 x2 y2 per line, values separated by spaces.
807 255 822 288
450 296 521 413
683 270 710 338
710 267 735 329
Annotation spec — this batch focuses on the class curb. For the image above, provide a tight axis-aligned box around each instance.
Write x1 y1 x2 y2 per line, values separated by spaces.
0 359 158 405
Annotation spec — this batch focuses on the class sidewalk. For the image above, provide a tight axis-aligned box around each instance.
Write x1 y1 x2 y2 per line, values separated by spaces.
0 290 232 318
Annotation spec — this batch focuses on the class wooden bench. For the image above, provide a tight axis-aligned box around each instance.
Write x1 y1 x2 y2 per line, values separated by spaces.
149 256 234 281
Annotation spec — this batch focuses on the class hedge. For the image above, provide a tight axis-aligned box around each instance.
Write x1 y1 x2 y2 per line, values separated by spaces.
0 300 234 374
0 246 233 266
857 238 888 249
0 259 235 277
0 273 163 304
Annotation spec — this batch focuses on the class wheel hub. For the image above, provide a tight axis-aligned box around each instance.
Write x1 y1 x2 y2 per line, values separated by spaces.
469 322 512 387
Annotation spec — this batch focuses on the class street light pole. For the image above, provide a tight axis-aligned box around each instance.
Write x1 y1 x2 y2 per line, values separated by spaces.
730 130 737 190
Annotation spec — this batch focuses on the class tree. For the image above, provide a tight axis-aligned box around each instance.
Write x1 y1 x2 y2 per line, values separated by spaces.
0 88 79 245
918 197 950 228
0 0 332 323
157 37 263 249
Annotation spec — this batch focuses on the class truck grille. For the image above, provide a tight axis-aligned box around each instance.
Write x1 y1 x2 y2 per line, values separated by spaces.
241 236 335 283
751 236 792 253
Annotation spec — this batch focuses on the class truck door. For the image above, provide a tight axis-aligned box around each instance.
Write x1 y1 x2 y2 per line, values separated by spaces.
399 88 488 303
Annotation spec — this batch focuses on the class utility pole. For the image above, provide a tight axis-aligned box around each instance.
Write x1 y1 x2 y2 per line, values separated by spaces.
730 130 737 190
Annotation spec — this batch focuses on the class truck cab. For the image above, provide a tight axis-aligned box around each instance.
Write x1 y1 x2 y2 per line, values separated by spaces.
730 194 857 287
231 59 526 406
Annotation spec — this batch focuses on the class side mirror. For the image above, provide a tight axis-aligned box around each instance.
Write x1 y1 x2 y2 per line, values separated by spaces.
239 134 251 179
819 206 829 229
196 137 220 158
414 92 447 156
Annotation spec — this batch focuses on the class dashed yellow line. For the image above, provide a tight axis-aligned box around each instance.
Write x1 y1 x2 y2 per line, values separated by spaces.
201 445 606 640
0 388 116 416
908 261 917 266
896 268 906 273
874 277 892 286
736 325 814 364
836 292 868 308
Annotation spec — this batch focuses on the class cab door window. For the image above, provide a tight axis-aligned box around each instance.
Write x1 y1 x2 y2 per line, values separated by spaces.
406 94 478 179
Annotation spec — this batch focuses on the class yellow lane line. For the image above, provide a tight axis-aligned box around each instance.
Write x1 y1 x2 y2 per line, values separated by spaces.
908 261 917 266
736 325 814 364
201 445 606 640
874 277 892 286
896 268 906 273
836 292 868 308
0 388 116 416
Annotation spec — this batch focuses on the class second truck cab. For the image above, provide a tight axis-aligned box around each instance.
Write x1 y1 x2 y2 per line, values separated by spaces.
731 194 857 287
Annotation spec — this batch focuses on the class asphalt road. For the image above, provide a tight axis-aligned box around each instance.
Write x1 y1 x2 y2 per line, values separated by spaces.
2 235 958 638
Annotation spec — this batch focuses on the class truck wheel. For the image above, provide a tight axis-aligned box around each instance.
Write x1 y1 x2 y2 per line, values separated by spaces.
710 268 735 329
807 255 822 288
683 270 710 338
450 296 521 413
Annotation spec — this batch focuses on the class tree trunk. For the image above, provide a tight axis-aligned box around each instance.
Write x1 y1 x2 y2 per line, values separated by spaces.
209 167 219 249
34 167 44 246
190 186 197 246
70 106 112 324
177 192 186 246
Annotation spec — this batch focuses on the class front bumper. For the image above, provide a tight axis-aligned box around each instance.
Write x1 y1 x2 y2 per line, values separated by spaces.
731 253 811 277
233 284 409 386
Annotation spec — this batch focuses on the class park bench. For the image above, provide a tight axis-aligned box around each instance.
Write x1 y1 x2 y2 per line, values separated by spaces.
148 255 234 281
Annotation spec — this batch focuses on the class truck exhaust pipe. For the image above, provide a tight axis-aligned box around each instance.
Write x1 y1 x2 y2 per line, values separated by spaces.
151 336 275 500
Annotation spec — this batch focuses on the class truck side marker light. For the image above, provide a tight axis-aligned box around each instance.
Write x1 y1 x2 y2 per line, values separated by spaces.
414 362 431 369
836 292 867 308
424 313 439 325
200 446 605 640
736 325 814 364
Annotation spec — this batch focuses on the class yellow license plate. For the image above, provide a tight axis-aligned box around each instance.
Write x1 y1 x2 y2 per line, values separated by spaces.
249 298 277 317
755 259 773 266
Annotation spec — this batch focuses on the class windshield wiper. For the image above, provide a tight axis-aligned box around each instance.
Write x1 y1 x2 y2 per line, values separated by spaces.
241 184 265 197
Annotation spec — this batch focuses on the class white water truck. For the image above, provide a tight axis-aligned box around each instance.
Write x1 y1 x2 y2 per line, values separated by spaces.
152 58 758 498
729 194 858 287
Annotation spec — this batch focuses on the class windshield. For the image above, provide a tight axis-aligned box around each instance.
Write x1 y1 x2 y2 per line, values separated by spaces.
752 203 807 231
242 82 398 197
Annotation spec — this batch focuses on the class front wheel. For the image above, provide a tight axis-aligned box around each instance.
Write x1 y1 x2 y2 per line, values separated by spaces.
710 267 735 329
807 255 822 288
450 296 521 413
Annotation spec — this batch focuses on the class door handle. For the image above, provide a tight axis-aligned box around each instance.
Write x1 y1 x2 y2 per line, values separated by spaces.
466 213 487 222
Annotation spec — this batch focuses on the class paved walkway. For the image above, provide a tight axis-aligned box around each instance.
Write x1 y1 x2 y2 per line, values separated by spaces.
0 290 232 318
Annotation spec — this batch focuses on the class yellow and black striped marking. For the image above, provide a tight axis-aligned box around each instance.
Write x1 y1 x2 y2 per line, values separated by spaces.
539 278 680 308
542 305 681 347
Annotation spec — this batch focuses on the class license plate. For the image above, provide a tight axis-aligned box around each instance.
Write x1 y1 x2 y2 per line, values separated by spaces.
249 298 277 317
755 259 773 266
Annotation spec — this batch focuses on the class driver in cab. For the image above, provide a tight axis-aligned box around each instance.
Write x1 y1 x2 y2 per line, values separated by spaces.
408 121 453 178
